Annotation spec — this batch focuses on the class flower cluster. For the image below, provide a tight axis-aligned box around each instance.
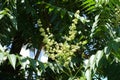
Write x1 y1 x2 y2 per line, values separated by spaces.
39 10 82 67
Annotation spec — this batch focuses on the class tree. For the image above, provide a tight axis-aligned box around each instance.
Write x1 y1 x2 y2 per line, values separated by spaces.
0 0 120 80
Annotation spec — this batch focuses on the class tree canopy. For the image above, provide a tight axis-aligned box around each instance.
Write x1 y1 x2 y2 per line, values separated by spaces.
0 0 120 80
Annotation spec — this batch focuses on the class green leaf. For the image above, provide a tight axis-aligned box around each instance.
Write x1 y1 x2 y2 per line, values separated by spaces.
0 53 4 64
7 54 17 69
21 0 25 3
96 50 104 67
82 40 88 45
114 37 120 42
0 10 5 19
89 55 96 70
90 14 100 37
85 69 91 80
38 61 45 70
49 63 55 72
0 14 4 20
29 58 37 72
104 46 110 54
104 46 110 59
60 9 66 19
19 57 29 70
48 7 54 13
82 0 95 13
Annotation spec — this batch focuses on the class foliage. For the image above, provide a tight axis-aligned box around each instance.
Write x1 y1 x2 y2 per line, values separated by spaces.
0 0 120 80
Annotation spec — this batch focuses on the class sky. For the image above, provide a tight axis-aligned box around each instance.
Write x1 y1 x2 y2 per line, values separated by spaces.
20 45 48 63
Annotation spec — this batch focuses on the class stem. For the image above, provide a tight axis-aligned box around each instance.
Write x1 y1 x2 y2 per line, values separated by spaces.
61 70 70 76
34 44 44 60
68 67 72 77
73 66 81 78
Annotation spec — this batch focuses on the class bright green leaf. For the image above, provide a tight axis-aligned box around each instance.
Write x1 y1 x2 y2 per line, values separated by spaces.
7 54 17 69
96 50 104 67
85 69 91 80
0 14 4 20
0 53 4 64
0 10 5 19
90 55 96 70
